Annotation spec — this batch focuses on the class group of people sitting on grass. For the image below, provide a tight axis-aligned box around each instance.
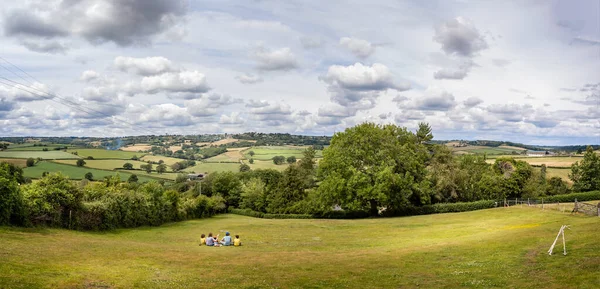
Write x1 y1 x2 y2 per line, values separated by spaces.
200 232 241 247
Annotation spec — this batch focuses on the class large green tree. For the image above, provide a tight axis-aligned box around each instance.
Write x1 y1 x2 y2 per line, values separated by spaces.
570 146 600 192
317 123 431 215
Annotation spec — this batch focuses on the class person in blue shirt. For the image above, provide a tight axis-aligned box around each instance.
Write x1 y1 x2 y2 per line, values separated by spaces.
220 232 232 246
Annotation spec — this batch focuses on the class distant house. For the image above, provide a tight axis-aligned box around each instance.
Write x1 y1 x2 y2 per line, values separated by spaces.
187 173 206 180
527 150 552 157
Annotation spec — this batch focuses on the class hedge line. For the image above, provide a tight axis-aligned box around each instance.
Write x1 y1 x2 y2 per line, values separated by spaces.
543 191 600 203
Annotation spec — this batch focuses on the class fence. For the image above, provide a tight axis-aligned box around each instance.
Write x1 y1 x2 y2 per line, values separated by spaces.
503 198 600 217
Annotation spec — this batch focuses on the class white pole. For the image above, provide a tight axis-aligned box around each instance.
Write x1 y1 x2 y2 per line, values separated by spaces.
548 225 564 255
562 226 567 255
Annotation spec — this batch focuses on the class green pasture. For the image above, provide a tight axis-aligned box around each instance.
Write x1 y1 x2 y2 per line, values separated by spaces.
247 159 288 171
140 155 183 166
453 146 519 155
67 149 143 160
1 207 599 288
0 151 80 160
115 169 179 181
54 159 171 172
186 162 240 173
5 145 74 151
244 146 323 161
544 167 572 183
22 161 155 183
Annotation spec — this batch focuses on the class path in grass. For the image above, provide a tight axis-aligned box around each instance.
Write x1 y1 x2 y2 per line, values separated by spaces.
1 207 598 288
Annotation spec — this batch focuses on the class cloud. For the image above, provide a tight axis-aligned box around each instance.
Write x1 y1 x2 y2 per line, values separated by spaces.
434 17 487 57
80 70 100 82
486 103 533 122
0 83 49 102
339 37 375 58
137 103 193 127
3 0 188 52
185 94 236 117
20 39 68 54
236 73 263 84
140 70 210 94
300 36 324 49
492 59 511 67
253 47 298 71
114 56 176 76
219 112 245 125
572 36 600 46
321 63 406 91
248 102 293 125
410 87 457 111
0 98 16 113
246 99 270 108
463 97 483 107
525 110 561 128
433 64 472 80
395 111 426 122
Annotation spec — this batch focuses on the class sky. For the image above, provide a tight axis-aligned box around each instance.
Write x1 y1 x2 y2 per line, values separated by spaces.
0 0 598 145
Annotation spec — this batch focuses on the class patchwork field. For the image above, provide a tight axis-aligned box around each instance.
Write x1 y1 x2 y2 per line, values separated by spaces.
204 148 248 163
1 207 598 288
211 138 239 146
22 161 156 182
116 169 179 181
0 151 80 160
67 149 143 160
452 146 520 155
246 159 288 171
516 157 583 168
5 145 73 151
245 146 323 161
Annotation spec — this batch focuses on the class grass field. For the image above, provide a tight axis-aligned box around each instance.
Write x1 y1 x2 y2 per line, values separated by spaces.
245 146 323 161
247 159 288 171
515 157 583 168
120 144 152 152
544 167 572 183
67 149 143 160
452 146 520 155
22 161 156 182
1 207 599 288
5 145 74 151
0 151 80 160
204 148 248 163
140 155 183 166
54 159 171 172
115 169 179 181
186 162 241 173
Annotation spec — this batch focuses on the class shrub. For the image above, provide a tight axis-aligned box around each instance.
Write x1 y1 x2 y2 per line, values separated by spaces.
26 158 35 167
0 162 26 225
76 159 86 167
544 191 600 203
84 172 93 181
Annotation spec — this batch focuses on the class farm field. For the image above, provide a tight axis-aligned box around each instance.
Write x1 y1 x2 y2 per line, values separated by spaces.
186 162 240 173
544 167 572 182
452 145 520 155
116 169 179 181
0 208 599 288
22 161 156 182
67 149 143 160
140 155 183 166
245 146 323 161
247 159 288 171
204 148 248 163
120 144 152 152
0 158 27 167
0 151 80 160
54 159 161 171
516 157 583 168
5 145 73 151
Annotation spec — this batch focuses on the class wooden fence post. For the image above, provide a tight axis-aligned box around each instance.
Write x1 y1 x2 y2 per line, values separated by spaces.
542 198 544 210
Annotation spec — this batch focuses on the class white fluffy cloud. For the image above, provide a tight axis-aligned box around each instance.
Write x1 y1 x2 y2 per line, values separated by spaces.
141 71 210 94
253 47 298 71
433 17 488 57
236 73 263 84
220 112 245 125
339 37 375 58
114 56 176 76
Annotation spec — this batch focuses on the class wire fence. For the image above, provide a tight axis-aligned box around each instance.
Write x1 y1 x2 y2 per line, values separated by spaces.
502 198 600 217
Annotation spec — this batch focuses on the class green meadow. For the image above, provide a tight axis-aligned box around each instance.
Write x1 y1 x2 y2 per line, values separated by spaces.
0 207 598 288
66 149 143 160
22 161 157 183
0 151 80 160
245 146 323 161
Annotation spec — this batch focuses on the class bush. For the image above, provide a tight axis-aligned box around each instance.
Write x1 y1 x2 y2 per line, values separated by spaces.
26 158 35 167
0 162 26 225
381 200 498 217
84 172 93 181
76 159 86 167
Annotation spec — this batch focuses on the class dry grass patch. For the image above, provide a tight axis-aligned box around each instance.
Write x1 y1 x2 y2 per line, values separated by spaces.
168 146 182 153
211 138 238 146
121 144 152 152
499 145 526 151
0 158 27 167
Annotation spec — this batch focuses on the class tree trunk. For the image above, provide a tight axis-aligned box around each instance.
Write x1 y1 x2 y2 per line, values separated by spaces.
369 199 378 216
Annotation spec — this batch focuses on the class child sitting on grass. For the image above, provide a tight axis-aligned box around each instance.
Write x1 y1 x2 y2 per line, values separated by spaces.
234 235 242 246
212 234 221 247
199 234 206 246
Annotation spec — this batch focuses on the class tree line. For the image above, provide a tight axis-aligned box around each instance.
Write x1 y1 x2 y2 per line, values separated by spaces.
1 122 599 230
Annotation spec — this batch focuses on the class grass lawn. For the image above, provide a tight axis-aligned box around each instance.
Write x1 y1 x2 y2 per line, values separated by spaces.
1 207 599 288
0 158 28 167
453 146 519 155
245 146 323 161
0 151 80 160
67 149 143 160
22 161 156 183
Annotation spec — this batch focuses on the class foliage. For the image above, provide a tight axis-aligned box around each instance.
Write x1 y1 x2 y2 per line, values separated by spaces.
26 158 35 167
272 155 286 165
156 163 167 174
317 123 431 215
286 156 296 164
84 172 93 181
0 162 25 225
128 174 138 183
570 146 600 192
249 158 254 164
123 162 133 170
76 159 86 167
543 190 600 203
140 163 153 173
239 163 250 172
